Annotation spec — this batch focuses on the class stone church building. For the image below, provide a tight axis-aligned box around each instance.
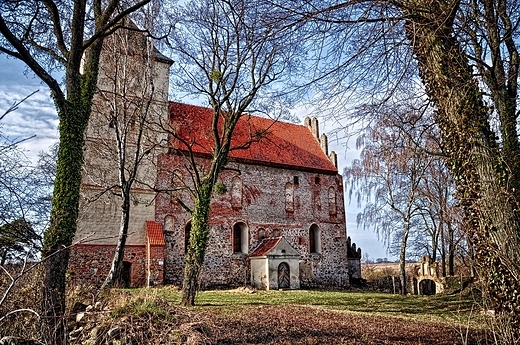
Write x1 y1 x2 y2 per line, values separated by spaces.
68 25 361 290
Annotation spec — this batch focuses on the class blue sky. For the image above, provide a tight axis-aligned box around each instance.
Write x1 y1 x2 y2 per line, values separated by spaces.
0 54 392 261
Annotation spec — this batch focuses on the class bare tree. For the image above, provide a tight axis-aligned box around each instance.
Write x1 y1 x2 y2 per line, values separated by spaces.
0 1 157 342
164 0 301 306
277 0 520 332
345 103 434 294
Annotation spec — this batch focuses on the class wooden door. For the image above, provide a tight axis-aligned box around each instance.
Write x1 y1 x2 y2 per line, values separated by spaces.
278 262 290 289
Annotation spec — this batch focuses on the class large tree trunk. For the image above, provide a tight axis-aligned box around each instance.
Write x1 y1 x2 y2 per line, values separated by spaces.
41 98 91 345
181 181 213 306
41 37 104 343
403 0 520 329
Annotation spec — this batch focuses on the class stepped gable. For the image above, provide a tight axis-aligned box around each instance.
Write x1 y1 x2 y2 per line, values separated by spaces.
168 102 338 174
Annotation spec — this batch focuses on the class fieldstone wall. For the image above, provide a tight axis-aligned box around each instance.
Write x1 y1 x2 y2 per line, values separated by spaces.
157 154 349 289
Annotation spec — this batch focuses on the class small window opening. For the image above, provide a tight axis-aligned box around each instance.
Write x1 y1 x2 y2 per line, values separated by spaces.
315 177 320 185
184 221 191 254
233 226 242 253
293 176 299 185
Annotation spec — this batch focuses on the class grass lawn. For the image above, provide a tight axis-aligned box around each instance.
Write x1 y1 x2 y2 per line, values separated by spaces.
138 287 484 328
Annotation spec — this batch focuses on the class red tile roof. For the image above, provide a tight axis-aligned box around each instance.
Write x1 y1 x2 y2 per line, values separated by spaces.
168 102 337 174
249 237 282 257
146 221 165 245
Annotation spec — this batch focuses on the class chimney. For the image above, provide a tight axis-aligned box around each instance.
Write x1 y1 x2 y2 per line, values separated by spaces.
311 118 319 139
329 151 337 168
320 133 328 156
304 116 311 129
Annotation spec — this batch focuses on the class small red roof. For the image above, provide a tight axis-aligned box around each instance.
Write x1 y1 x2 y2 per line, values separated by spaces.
168 102 337 174
249 237 282 257
146 221 165 245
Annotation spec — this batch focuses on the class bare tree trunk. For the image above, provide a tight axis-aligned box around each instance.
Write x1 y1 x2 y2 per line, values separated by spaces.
447 223 455 276
399 220 410 295
440 222 446 277
181 182 212 306
102 189 131 289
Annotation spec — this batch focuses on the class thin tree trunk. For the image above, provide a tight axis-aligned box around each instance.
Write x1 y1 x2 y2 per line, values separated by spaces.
102 190 131 289
399 220 410 295
448 223 455 276
440 222 446 277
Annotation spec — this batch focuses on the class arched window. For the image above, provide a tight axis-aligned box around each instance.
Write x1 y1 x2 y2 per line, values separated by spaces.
231 176 243 208
285 182 294 212
184 221 191 254
309 224 321 254
258 228 265 241
328 186 337 215
233 222 249 253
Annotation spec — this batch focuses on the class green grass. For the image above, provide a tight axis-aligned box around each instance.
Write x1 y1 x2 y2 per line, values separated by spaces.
123 287 485 328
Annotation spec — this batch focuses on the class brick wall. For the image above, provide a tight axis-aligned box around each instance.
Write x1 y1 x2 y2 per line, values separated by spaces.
147 243 165 286
68 244 147 287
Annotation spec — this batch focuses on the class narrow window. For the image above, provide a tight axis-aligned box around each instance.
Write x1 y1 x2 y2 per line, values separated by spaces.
258 228 265 241
328 186 337 215
309 224 321 254
233 226 242 253
293 176 299 185
231 176 243 208
315 177 320 185
285 182 294 212
233 222 249 253
184 221 191 254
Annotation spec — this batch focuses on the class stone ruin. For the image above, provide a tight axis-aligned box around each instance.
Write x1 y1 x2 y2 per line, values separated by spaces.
347 236 362 283
411 256 445 295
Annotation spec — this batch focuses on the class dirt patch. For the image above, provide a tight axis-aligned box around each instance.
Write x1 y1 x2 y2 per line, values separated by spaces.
207 305 482 345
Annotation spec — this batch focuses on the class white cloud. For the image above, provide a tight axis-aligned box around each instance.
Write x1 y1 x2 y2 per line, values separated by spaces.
0 56 59 163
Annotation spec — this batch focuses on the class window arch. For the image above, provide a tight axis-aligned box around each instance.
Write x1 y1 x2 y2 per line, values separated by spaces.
184 221 191 254
233 222 249 253
231 176 243 208
328 186 337 215
309 224 321 254
257 228 265 241
285 182 294 212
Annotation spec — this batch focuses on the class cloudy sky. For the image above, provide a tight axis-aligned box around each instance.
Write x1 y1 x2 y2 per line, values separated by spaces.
0 54 393 261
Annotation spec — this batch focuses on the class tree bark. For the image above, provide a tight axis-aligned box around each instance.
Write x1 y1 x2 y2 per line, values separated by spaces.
101 188 131 289
403 0 520 328
181 181 213 306
41 97 91 345
399 220 410 295
41 38 105 344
